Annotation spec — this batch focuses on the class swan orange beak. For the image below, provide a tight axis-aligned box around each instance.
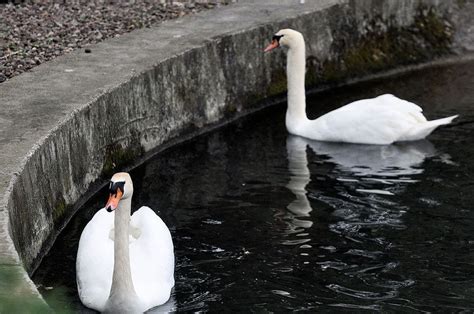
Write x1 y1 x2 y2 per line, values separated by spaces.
264 39 279 52
105 189 123 212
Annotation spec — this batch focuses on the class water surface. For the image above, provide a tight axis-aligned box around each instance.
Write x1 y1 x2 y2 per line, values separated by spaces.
34 60 474 312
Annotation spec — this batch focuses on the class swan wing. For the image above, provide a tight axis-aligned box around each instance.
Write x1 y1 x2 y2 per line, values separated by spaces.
309 94 428 144
130 206 175 310
76 208 114 312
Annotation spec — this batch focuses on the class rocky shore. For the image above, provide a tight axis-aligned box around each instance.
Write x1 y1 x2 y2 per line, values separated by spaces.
0 0 228 83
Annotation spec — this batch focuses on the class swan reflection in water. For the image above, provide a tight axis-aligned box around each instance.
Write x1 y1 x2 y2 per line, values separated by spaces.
306 139 436 178
284 135 438 236
285 136 313 232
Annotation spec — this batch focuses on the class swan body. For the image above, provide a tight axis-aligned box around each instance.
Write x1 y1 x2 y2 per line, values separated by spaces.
77 173 174 313
265 29 458 145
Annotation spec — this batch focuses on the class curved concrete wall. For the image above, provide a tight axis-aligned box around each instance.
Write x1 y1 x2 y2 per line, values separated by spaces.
0 0 473 306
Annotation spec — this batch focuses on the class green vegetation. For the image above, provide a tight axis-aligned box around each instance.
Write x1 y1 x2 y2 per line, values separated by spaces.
102 142 144 178
267 68 287 97
52 195 69 227
306 5 454 87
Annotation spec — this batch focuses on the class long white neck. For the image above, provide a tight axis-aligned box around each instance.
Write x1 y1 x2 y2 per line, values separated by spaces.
285 37 308 131
104 197 141 313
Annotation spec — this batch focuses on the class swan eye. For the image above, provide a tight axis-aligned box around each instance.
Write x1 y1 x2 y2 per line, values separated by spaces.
109 181 125 196
272 34 284 42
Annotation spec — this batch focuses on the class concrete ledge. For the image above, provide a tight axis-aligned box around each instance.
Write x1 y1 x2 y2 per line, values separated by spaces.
0 0 473 306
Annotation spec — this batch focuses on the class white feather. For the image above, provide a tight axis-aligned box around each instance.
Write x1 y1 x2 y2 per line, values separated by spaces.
273 29 458 145
76 205 174 312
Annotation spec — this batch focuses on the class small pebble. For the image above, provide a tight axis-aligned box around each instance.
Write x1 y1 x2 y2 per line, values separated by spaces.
84 48 91 53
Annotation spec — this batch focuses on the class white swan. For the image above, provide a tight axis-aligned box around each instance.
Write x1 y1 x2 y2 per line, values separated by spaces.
264 29 458 145
76 172 174 313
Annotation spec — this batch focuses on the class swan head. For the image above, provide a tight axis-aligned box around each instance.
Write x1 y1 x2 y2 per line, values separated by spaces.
105 172 134 212
264 29 304 52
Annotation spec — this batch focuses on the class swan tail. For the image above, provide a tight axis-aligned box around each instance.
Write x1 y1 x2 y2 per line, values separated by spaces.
429 114 458 125
401 115 458 141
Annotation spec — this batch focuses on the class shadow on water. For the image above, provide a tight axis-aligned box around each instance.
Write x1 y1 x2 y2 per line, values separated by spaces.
33 60 474 312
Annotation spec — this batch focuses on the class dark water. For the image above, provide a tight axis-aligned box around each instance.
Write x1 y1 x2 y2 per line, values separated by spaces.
34 60 474 312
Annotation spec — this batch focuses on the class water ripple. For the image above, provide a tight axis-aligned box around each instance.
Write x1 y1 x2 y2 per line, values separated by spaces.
327 283 398 300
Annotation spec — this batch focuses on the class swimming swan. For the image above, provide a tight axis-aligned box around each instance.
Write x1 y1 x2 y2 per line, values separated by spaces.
264 29 458 145
76 172 174 313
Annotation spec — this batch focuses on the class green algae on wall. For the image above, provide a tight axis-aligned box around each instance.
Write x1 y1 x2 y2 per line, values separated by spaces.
102 142 145 178
52 195 69 227
267 68 287 97
306 5 454 87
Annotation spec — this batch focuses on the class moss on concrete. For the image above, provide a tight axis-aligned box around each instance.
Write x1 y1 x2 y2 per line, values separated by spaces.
102 142 144 178
306 5 454 87
52 195 68 226
267 68 287 97
414 6 453 53
224 102 238 117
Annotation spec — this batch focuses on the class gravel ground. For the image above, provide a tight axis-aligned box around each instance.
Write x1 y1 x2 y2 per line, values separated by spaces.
0 1 230 83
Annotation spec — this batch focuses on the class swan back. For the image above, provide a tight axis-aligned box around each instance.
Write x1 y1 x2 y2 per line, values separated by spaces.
292 93 455 144
130 206 175 310
76 209 114 311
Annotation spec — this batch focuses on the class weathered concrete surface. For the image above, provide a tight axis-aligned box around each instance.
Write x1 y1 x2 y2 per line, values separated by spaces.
0 0 473 306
